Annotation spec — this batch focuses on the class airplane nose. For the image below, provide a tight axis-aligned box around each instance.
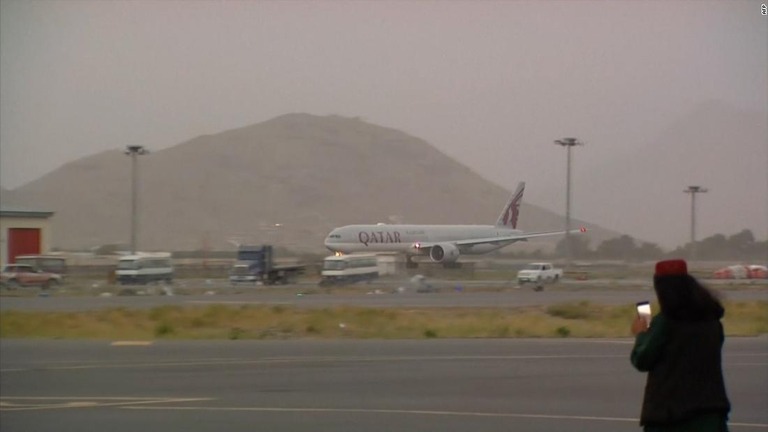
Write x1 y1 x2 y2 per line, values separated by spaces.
324 236 336 252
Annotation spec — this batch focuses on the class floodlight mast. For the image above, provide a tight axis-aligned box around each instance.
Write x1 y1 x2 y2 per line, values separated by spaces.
684 185 708 261
124 145 149 254
554 138 583 267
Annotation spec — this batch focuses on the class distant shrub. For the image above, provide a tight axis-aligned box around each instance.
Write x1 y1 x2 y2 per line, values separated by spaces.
547 302 593 320
424 329 438 338
229 327 245 340
556 326 571 337
154 322 175 337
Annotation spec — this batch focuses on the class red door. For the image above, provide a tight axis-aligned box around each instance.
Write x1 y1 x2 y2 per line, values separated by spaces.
8 228 41 263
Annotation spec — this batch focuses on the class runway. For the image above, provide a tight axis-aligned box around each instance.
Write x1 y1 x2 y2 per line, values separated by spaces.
1 282 765 312
2 279 765 431
1 338 766 432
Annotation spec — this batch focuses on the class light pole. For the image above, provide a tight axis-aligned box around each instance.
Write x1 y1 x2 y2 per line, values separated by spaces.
554 138 583 267
124 145 148 254
684 185 708 261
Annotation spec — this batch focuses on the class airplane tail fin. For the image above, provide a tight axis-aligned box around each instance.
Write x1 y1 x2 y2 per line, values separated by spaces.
495 182 525 229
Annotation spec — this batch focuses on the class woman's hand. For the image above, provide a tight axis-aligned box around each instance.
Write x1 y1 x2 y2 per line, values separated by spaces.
631 315 649 336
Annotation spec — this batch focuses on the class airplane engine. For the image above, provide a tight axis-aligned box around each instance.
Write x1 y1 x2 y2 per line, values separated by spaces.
429 243 460 263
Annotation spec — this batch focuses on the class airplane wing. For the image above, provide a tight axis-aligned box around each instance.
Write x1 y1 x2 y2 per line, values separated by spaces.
413 228 587 250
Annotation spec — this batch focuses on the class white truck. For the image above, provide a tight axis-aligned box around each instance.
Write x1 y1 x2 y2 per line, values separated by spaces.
517 262 563 290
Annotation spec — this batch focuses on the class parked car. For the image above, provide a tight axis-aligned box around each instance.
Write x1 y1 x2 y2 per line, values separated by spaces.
517 262 563 291
0 264 62 289
409 274 439 293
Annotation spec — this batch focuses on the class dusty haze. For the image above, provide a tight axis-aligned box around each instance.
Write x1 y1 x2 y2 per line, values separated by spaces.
1 114 621 252
1 0 766 249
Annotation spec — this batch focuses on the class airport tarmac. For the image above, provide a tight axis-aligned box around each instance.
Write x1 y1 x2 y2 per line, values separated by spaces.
1 280 765 312
1 338 766 432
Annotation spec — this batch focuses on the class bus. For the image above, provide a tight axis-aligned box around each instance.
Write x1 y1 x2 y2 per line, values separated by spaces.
13 255 68 276
115 253 173 285
319 254 380 285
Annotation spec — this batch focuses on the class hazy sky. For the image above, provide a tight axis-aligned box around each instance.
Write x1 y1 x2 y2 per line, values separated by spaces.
1 0 766 248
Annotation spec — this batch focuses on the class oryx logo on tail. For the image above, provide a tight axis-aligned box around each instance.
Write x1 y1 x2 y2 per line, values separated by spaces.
495 182 525 229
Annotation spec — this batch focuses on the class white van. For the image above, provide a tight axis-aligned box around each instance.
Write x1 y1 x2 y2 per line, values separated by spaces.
14 254 68 276
319 254 380 285
115 253 173 285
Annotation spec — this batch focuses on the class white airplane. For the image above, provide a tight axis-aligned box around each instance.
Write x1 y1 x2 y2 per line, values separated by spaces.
324 182 587 268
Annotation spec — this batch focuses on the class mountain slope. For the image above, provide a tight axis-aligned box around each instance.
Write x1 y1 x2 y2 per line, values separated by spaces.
4 114 618 252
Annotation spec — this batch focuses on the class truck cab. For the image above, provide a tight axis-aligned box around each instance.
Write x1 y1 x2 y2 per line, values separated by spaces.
229 262 259 285
234 245 305 286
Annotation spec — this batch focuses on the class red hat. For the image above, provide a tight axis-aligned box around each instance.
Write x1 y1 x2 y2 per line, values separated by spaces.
655 259 688 277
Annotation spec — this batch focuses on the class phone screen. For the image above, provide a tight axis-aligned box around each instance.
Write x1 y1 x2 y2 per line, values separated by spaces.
636 301 651 316
636 301 651 327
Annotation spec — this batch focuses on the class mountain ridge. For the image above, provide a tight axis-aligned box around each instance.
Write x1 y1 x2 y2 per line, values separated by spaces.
1 114 619 253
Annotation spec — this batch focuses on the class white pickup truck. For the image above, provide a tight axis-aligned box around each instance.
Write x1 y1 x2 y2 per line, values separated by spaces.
517 262 563 289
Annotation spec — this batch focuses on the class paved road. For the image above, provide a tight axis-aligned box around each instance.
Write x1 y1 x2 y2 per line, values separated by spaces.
1 338 766 432
1 282 765 312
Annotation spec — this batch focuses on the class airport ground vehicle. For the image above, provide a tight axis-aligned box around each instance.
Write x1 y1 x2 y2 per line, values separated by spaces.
229 262 259 285
319 254 380 285
13 255 68 276
713 264 768 279
233 245 305 285
1 264 62 289
517 262 563 290
115 253 173 285
409 274 438 293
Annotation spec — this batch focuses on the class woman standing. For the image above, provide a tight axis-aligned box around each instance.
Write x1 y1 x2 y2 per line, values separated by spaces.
631 259 731 431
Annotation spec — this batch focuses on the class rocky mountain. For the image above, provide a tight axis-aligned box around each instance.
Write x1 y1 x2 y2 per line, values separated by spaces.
2 114 619 253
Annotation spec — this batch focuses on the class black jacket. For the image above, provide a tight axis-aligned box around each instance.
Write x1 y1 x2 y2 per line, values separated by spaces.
631 314 731 426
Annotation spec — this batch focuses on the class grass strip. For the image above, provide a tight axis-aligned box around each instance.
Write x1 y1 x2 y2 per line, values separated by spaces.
1 301 765 340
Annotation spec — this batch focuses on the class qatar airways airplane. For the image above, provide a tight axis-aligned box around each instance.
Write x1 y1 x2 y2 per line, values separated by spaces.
324 182 587 268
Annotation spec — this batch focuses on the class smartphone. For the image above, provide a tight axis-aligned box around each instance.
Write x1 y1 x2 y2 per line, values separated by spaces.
636 301 652 327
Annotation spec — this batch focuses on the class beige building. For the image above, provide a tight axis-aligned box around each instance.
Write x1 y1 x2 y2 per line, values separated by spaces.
0 207 54 265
